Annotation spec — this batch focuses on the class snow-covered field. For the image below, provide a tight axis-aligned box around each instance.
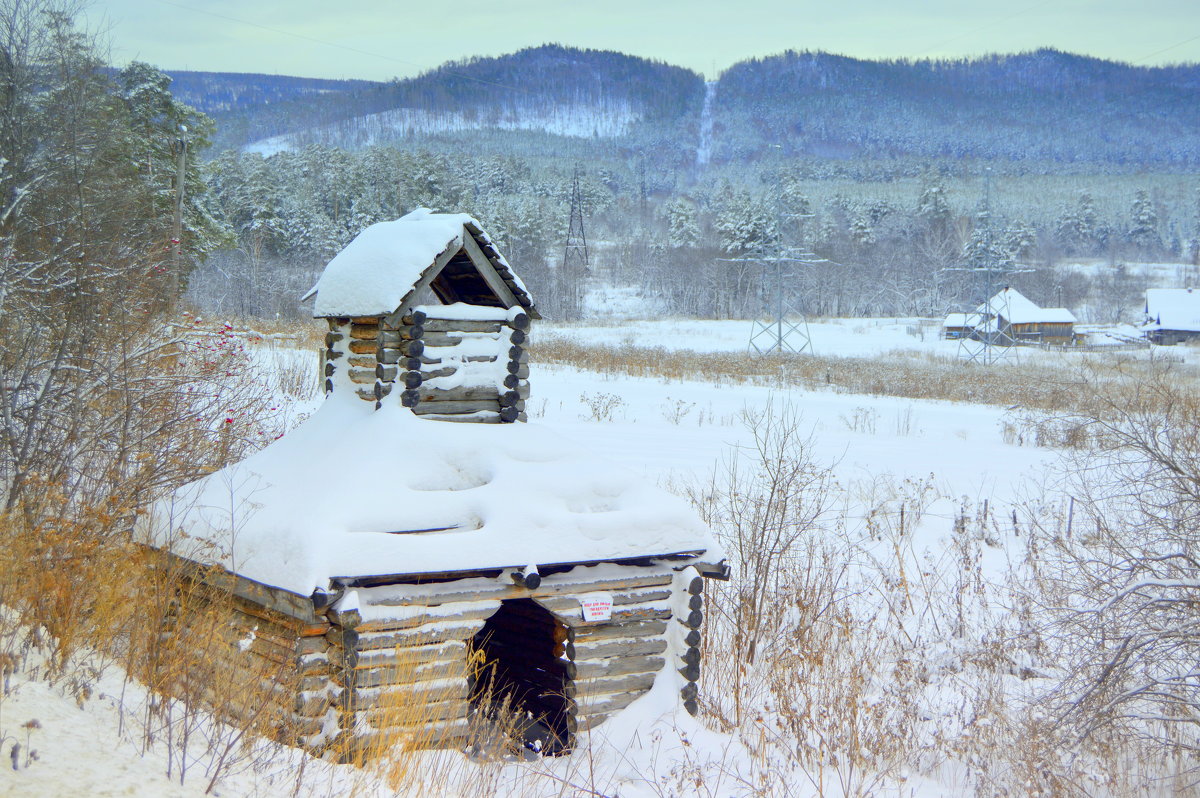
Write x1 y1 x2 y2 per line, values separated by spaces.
2 317 1189 797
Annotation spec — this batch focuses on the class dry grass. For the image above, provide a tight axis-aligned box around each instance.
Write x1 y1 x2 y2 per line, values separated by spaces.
534 335 1200 415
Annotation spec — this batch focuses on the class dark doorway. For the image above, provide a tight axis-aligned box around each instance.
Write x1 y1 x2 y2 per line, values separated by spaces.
469 598 573 755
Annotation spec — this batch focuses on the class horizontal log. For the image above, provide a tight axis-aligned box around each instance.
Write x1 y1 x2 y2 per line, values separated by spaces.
535 588 673 615
324 378 334 394
422 319 504 334
682 647 700 667
684 698 699 716
377 348 402 365
348 339 378 355
324 348 342 360
412 400 501 415
575 655 664 681
350 316 380 326
420 413 504 424
681 682 698 702
684 629 701 648
356 621 484 650
678 609 703 630
354 640 467 667
402 371 422 389
354 660 469 690
368 573 674 609
348 368 376 385
572 636 668 660
500 406 520 423
574 673 659 703
350 324 379 340
375 364 398 382
688 593 703 611
678 662 700 682
362 698 471 728
420 365 456 380
399 310 427 327
418 385 501 402
421 332 467 348
509 329 527 346
324 332 343 348
353 720 470 752
323 362 335 377
356 678 470 708
379 327 423 345
295 692 335 717
356 604 500 633
576 686 654 717
687 576 704 596
356 385 391 402
509 346 527 362
347 355 375 368
402 340 424 357
510 312 530 331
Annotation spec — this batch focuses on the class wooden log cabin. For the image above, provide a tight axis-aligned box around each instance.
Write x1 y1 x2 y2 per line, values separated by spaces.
142 209 728 760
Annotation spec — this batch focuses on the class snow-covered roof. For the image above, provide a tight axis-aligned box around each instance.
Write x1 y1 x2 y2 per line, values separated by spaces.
304 208 535 318
977 287 1076 325
142 395 723 596
943 313 970 327
1143 288 1200 331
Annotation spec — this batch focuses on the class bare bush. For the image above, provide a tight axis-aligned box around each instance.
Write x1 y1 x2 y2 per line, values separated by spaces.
1023 359 1200 776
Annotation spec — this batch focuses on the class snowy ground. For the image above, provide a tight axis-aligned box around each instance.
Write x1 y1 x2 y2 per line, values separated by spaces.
0 316 1174 797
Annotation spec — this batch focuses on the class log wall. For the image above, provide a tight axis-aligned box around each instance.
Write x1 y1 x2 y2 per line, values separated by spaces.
322 309 531 424
154 554 703 759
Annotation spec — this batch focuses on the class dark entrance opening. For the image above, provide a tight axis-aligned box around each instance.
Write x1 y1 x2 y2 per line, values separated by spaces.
469 598 574 755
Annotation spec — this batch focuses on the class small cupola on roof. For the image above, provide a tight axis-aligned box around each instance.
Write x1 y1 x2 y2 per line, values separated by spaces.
305 209 538 423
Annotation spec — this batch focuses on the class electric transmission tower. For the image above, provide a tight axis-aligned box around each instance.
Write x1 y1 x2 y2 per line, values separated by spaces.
739 250 827 356
956 169 1028 365
560 165 590 320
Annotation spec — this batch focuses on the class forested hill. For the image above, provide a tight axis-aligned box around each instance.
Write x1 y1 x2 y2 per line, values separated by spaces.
179 46 1200 169
713 49 1200 166
163 72 379 114
189 45 704 153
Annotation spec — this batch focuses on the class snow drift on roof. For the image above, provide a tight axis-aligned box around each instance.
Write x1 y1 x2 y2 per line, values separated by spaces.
977 287 1076 324
1144 288 1200 331
141 394 722 596
304 208 532 318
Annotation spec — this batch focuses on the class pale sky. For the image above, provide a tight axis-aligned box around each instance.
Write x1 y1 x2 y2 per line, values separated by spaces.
92 0 1200 81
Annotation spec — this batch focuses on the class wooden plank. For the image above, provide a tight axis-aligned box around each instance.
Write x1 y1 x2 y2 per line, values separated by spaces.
364 572 673 609
389 242 466 326
459 232 520 309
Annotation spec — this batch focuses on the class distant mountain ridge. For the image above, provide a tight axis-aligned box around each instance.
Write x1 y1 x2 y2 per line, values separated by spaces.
169 45 1200 168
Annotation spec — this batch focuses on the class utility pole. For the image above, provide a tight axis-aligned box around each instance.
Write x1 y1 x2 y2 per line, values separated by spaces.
560 165 590 320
